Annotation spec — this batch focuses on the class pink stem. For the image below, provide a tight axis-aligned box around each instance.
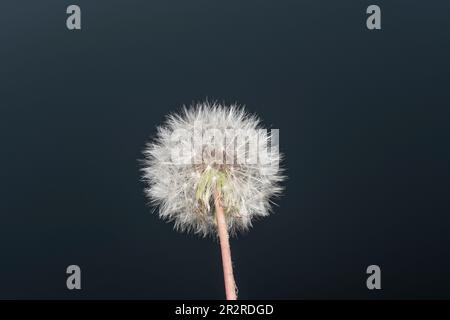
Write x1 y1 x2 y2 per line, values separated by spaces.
214 191 237 300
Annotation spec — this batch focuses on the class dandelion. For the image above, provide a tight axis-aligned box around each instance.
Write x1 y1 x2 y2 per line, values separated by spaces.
142 101 284 299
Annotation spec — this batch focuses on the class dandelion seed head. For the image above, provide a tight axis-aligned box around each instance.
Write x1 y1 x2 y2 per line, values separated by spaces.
141 101 285 237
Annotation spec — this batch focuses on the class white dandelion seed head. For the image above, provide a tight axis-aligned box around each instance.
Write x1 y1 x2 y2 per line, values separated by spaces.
141 101 285 237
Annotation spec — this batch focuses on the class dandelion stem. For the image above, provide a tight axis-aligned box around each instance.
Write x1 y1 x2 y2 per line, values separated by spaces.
214 190 237 300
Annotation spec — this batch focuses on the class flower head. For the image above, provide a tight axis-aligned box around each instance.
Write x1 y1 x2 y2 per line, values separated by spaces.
142 101 284 237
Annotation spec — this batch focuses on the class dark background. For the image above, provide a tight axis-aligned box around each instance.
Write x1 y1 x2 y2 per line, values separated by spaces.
0 0 449 299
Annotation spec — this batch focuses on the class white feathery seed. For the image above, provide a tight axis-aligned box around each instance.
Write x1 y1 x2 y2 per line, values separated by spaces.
141 101 284 237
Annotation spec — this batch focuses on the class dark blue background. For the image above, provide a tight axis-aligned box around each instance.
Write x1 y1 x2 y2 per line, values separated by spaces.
0 1 449 298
